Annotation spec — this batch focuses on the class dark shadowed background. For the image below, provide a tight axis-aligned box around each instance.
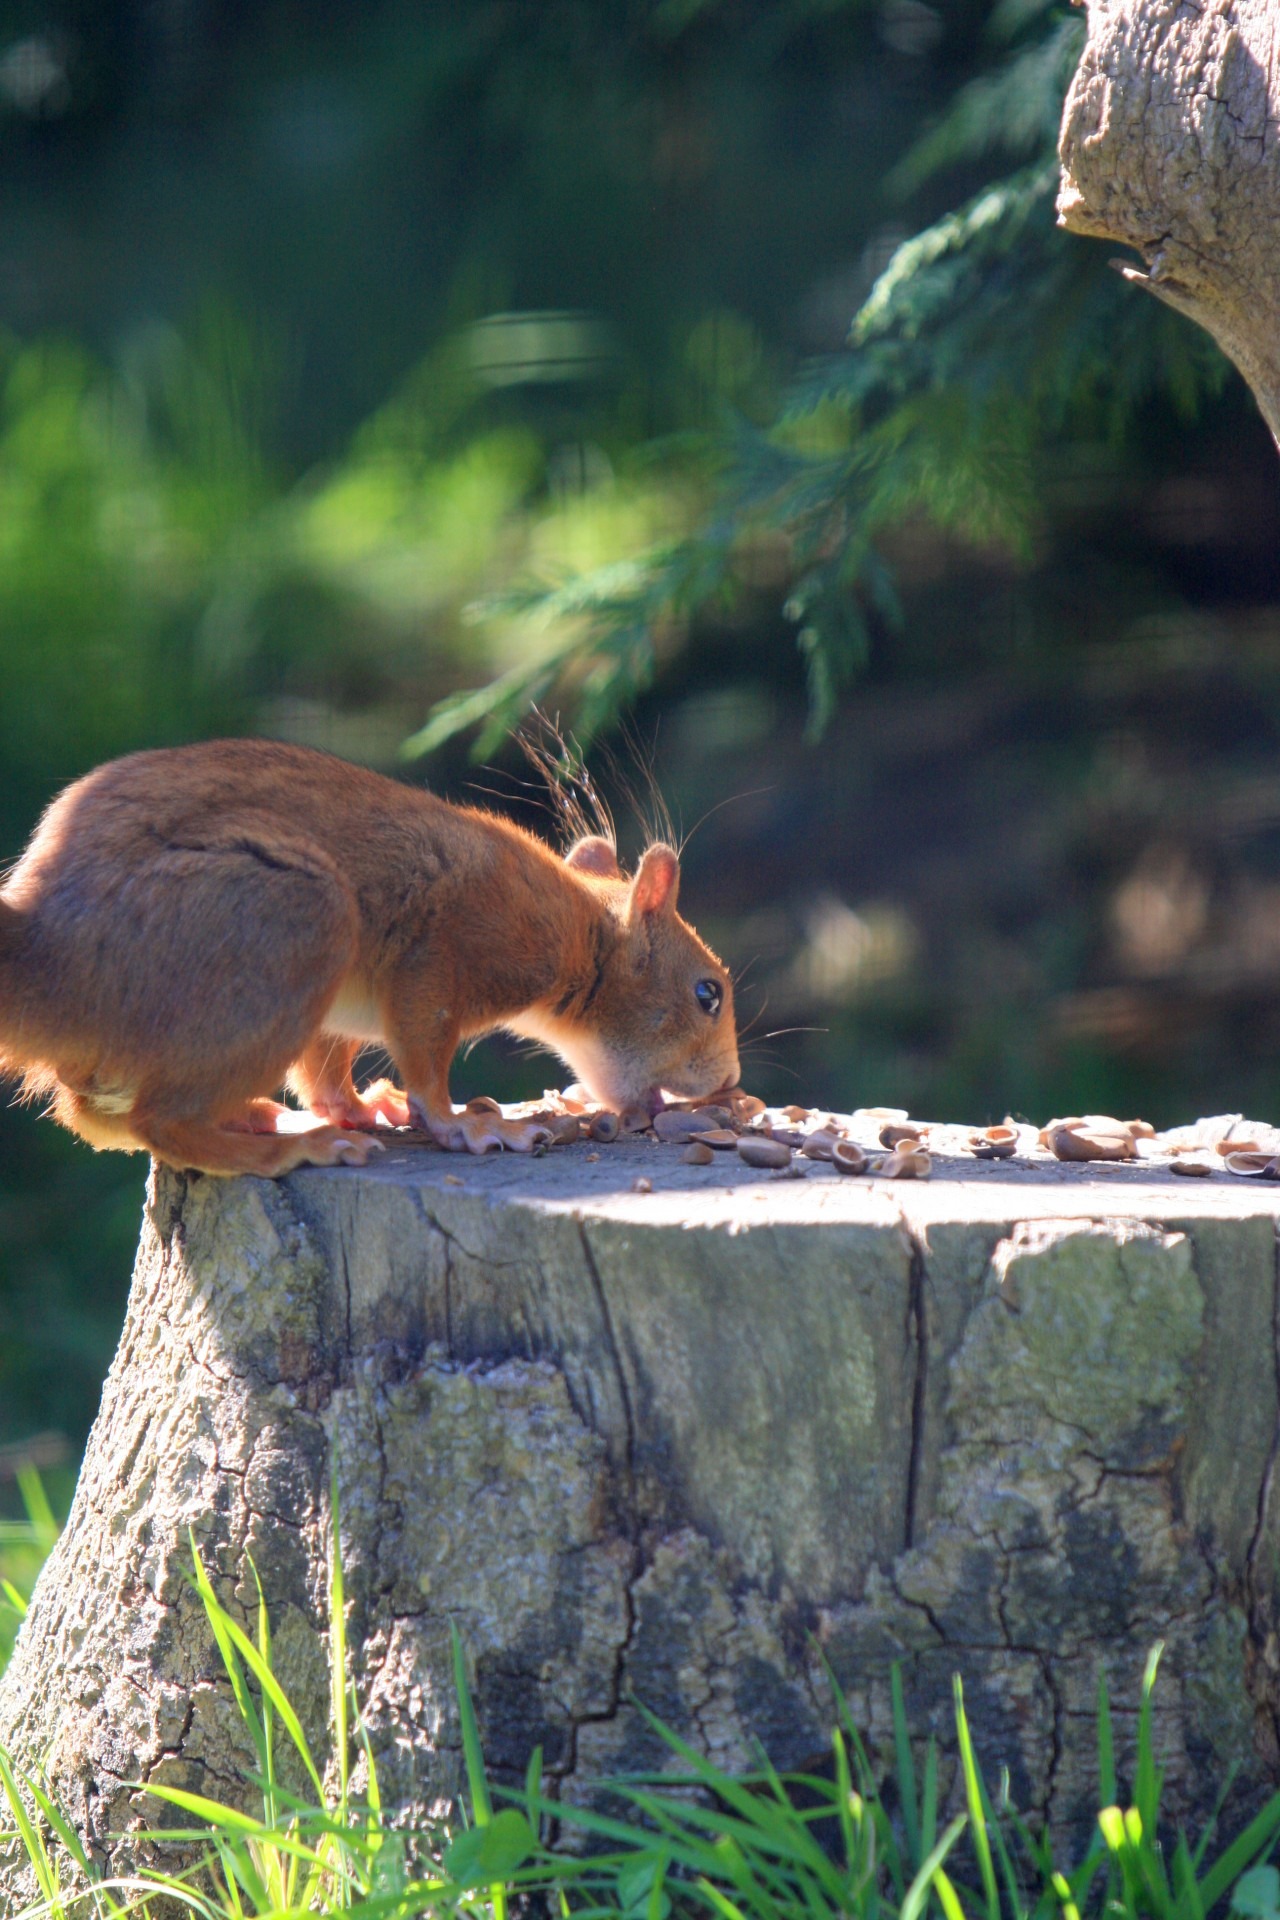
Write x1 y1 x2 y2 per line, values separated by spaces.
1 0 1278 1476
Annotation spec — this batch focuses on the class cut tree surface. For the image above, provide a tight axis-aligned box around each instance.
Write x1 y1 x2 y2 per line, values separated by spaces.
4 1119 1280 1897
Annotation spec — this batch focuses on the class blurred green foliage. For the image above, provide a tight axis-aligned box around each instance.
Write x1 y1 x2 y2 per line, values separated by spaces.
0 0 1276 1457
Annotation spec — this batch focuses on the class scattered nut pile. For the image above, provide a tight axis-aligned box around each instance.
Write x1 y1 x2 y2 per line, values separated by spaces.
444 1093 1280 1186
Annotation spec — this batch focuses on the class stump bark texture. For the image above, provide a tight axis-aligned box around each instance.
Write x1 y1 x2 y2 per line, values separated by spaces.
4 1137 1280 1895
1058 0 1280 447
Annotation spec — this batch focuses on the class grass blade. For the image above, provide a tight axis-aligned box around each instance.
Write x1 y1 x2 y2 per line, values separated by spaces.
894 1664 922 1869
1198 1789 1280 1910
954 1677 999 1920
330 1468 350 1827
1096 1668 1116 1814
901 1814 969 1920
1135 1644 1164 1840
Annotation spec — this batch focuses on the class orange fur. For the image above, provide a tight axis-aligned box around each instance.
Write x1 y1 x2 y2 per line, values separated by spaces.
0 740 738 1174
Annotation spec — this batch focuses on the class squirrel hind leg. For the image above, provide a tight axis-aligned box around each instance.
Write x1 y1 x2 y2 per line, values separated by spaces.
128 1102 384 1177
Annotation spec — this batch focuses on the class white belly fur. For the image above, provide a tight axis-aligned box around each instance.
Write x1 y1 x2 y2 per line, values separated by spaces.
325 981 385 1043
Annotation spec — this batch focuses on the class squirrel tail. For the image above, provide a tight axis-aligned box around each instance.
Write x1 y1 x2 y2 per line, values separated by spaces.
0 899 33 1077
0 897 23 965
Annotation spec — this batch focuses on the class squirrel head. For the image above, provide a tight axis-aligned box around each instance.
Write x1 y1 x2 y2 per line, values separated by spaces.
538 834 740 1114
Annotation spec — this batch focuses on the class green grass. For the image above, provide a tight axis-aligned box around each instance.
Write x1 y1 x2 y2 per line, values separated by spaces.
0 1468 62 1675
4 1510 1280 1920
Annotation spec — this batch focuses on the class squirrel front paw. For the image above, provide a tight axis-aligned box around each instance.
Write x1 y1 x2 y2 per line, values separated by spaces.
409 1098 553 1155
309 1078 413 1130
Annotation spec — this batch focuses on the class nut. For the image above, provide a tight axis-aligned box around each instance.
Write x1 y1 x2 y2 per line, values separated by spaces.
831 1140 868 1175
1170 1158 1213 1177
881 1147 931 1180
970 1125 1018 1160
589 1111 621 1143
632 1176 653 1193
682 1141 715 1166
781 1105 812 1123
800 1128 842 1161
699 1129 740 1149
1046 1126 1137 1163
622 1106 654 1133
728 1092 766 1120
654 1111 696 1143
737 1136 792 1169
547 1113 581 1146
690 1105 733 1129
1039 1114 1148 1149
1224 1151 1280 1179
878 1123 924 1147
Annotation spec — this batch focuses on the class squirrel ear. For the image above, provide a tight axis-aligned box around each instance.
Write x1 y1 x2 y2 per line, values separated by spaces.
565 835 622 879
629 844 680 921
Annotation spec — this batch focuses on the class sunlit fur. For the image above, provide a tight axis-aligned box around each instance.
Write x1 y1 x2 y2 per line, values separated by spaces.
0 739 738 1174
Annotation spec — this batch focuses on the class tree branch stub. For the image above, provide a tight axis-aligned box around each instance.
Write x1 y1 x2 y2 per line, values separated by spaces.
1058 0 1280 447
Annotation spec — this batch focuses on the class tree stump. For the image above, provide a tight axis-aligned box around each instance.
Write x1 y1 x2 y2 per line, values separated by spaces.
3 1129 1280 1897
1058 0 1280 448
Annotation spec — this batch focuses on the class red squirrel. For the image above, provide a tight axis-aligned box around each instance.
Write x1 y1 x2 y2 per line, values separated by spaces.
0 738 739 1176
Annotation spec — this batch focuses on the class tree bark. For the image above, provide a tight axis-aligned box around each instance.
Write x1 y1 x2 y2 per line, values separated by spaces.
1058 0 1280 449
4 1134 1280 1903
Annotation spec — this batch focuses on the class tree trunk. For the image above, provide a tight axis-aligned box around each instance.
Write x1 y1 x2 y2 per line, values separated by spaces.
1058 0 1280 448
4 1131 1280 1902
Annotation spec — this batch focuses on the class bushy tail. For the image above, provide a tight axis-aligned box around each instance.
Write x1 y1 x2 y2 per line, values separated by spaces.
0 897 20 951
0 898 33 1078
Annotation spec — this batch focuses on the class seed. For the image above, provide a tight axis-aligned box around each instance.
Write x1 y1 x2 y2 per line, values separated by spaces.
654 1111 696 1143
548 1114 581 1146
682 1141 715 1166
781 1104 812 1123
699 1129 740 1149
882 1147 930 1180
1046 1126 1136 1162
879 1123 924 1148
585 1151 600 1162
831 1140 868 1175
632 1176 653 1193
589 1111 621 1143
737 1136 792 1169
801 1128 841 1161
686 1107 730 1131
622 1107 654 1134
728 1093 766 1120
1170 1158 1213 1177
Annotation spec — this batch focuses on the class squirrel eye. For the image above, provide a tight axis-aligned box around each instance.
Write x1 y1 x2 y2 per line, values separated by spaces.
695 978 722 1017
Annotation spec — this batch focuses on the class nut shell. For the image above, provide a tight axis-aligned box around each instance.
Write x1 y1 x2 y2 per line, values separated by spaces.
737 1136 792 1169
881 1147 931 1180
589 1110 621 1143
1046 1126 1136 1163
